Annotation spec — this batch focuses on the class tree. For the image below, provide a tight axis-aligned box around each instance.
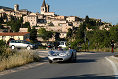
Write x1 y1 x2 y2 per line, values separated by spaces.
109 26 118 42
23 22 30 28
46 31 53 40
38 28 46 37
11 22 20 32
0 24 4 29
28 25 31 32
67 28 72 38
54 32 60 41
84 15 99 30
38 28 53 41
85 15 90 24
87 29 110 49
0 17 4 24
30 27 37 42
75 23 86 43
6 17 23 32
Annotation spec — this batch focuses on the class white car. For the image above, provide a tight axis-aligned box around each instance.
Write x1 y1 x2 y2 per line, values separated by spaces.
48 49 76 63
58 41 67 48
9 40 36 50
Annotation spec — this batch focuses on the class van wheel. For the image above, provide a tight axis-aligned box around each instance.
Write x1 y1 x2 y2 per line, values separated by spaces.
27 46 31 50
11 45 15 49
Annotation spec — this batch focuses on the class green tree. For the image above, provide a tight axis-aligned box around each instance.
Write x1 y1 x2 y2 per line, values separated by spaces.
23 22 30 28
75 23 86 43
7 17 23 32
109 26 118 42
87 30 110 49
67 28 72 38
28 25 31 32
85 15 90 24
54 32 60 41
70 40 79 50
38 28 53 41
38 28 46 37
0 17 4 24
11 22 20 32
0 24 4 29
30 27 37 42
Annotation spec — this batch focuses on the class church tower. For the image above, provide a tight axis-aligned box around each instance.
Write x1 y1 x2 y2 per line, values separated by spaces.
14 4 19 11
46 4 49 12
41 0 50 14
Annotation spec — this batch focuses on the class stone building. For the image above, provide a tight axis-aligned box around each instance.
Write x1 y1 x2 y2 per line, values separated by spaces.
23 13 38 27
23 12 46 27
66 16 79 22
0 4 31 21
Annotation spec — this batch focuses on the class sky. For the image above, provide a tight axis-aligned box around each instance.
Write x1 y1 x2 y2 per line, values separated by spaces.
0 0 118 25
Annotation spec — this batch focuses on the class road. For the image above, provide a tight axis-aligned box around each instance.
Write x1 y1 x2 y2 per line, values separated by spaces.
0 52 116 79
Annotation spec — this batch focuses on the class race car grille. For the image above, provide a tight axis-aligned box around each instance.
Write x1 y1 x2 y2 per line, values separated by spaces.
53 58 63 61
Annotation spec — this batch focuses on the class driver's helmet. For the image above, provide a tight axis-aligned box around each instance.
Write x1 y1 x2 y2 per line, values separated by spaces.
58 46 63 51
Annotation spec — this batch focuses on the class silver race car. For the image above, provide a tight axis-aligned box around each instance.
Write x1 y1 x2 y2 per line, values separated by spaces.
48 49 77 63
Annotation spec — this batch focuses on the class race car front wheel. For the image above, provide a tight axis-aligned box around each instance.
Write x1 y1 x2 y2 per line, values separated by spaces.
48 59 53 63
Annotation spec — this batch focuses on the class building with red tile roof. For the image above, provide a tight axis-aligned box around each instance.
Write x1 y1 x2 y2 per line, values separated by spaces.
0 32 30 42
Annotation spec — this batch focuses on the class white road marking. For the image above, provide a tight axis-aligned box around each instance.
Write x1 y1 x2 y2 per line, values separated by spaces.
105 57 118 79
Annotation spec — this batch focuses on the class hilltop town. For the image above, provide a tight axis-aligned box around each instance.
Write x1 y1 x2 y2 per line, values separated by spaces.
1 1 118 77
0 0 112 43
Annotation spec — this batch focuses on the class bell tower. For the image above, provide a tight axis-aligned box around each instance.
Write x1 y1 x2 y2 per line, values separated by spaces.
14 4 19 11
41 0 50 14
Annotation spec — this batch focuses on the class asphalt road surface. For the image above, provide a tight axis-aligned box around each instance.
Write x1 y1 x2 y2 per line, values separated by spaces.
0 52 116 79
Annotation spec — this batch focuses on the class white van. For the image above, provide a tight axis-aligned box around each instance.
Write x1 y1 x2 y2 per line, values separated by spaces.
58 41 67 48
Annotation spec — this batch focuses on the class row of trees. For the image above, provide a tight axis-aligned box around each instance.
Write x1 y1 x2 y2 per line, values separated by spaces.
66 16 118 50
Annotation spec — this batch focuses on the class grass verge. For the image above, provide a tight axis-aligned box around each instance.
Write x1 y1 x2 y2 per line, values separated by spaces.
84 48 118 52
0 49 40 72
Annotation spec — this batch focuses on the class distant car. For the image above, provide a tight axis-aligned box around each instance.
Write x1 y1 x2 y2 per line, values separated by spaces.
35 42 42 46
34 42 42 48
48 49 77 63
9 40 36 50
58 41 67 48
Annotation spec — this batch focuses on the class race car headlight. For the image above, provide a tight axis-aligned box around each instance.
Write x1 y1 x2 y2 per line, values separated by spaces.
59 53 67 57
66 51 71 56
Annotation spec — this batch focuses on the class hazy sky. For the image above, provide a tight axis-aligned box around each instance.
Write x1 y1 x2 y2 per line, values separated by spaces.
1 0 118 25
